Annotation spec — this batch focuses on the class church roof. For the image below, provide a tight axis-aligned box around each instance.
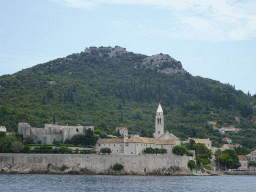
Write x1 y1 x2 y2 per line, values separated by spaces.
157 132 179 140
96 138 124 144
126 137 175 145
157 104 163 113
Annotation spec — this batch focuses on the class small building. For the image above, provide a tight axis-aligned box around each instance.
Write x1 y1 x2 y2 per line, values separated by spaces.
0 126 7 132
238 155 248 169
247 150 256 162
219 126 241 133
116 127 128 137
222 137 232 144
184 138 212 149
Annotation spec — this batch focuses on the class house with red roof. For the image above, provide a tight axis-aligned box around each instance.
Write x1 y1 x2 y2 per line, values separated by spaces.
115 127 128 137
222 137 232 144
238 155 248 169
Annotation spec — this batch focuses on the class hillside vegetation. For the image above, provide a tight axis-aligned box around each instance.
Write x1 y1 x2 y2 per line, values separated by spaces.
0 46 255 148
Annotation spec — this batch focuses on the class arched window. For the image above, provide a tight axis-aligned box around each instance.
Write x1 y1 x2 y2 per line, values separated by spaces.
160 118 161 124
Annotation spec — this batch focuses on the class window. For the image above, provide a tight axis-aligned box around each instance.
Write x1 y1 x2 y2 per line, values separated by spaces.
137 144 138 146
98 144 101 146
117 150 118 152
126 143 129 146
76 129 79 132
158 131 160 134
131 152 133 154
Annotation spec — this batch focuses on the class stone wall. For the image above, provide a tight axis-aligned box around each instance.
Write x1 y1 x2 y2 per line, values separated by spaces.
0 153 192 174
18 123 94 144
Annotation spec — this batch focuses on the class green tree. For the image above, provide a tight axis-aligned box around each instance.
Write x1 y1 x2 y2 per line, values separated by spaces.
94 129 102 134
194 143 212 166
100 147 111 154
84 129 99 146
172 145 187 155
221 149 240 169
219 153 233 169
188 160 198 171
11 141 24 153
113 163 124 170
143 147 154 154
23 136 34 145
70 134 85 145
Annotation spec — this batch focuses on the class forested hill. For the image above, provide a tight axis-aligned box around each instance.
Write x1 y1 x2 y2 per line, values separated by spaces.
0 46 256 148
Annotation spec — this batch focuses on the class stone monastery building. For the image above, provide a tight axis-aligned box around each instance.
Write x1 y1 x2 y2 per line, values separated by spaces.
95 104 181 155
18 123 94 144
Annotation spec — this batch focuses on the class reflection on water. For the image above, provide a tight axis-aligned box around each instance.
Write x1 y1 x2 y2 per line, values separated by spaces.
0 174 255 192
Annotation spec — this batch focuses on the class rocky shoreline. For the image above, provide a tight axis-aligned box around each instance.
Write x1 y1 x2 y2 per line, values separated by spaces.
0 166 194 176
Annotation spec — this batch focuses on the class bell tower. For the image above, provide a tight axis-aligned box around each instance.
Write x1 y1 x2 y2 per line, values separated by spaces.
153 104 164 139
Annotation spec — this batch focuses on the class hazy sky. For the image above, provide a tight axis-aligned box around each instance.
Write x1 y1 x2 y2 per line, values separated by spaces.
1 0 256 94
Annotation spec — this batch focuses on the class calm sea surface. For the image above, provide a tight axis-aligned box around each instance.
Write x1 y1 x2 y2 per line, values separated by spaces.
0 174 255 192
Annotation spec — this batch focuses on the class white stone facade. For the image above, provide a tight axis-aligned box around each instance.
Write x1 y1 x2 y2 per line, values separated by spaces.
0 126 7 132
153 104 164 139
115 127 128 137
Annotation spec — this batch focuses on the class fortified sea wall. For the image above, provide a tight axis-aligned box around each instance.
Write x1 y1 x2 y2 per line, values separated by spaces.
0 154 192 174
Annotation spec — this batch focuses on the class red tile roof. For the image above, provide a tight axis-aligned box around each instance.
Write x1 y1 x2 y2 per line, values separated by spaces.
116 127 128 131
238 155 247 161
96 138 124 144
222 137 231 141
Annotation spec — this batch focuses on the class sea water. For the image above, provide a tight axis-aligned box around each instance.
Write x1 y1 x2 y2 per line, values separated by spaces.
0 174 255 192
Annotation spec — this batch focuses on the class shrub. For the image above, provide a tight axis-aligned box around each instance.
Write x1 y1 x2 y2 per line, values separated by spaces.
172 145 187 155
91 149 97 154
143 147 154 154
204 165 212 170
37 140 42 144
113 163 124 171
94 129 102 134
187 151 194 156
59 164 69 172
100 147 112 154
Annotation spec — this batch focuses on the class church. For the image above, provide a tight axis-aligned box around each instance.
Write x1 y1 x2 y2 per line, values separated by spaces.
95 104 181 155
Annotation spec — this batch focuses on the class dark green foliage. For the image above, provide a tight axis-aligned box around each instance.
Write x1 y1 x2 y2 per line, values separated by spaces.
80 149 97 154
234 146 250 156
0 132 6 138
64 138 72 144
194 143 212 166
113 163 124 171
172 145 187 155
219 149 240 169
143 147 154 154
59 164 69 172
0 46 255 147
143 147 163 154
0 135 20 153
52 140 63 145
248 161 256 167
143 147 168 154
23 136 34 145
188 160 197 170
186 151 194 156
100 147 111 154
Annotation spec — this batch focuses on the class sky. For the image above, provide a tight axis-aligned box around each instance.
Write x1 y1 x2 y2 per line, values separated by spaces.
0 0 256 94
